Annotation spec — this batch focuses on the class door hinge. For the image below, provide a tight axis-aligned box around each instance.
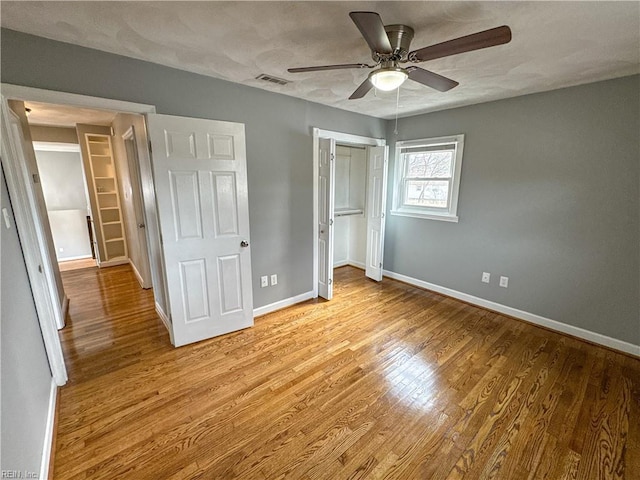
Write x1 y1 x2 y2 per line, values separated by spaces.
328 278 333 285
148 141 153 154
379 263 382 268
329 218 333 226
330 153 335 161
32 173 40 184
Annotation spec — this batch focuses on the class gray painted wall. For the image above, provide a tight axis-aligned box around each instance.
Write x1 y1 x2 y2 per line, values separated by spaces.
3 29 637 346
1 28 385 308
1 170 53 476
385 75 640 345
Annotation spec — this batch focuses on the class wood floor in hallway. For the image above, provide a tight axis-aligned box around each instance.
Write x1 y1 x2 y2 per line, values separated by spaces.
53 265 640 479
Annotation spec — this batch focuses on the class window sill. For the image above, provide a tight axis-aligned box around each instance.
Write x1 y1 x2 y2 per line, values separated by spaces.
390 209 459 223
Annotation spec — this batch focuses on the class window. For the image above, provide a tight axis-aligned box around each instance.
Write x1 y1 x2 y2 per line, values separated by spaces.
391 134 465 222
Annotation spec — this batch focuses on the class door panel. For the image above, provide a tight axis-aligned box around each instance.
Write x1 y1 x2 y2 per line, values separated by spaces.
217 254 243 313
180 258 209 322
318 138 335 300
170 171 203 239
365 146 388 281
211 173 239 236
147 113 253 347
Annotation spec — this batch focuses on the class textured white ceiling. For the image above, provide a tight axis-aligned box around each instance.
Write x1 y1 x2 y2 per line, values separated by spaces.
2 1 639 119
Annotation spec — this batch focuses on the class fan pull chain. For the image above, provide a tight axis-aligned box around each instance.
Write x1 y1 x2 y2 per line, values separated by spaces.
394 86 400 135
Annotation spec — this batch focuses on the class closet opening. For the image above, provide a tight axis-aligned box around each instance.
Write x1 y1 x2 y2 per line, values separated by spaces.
333 143 368 274
313 128 388 301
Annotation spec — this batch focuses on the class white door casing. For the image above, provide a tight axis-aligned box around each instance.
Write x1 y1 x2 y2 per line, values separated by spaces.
318 137 335 300
365 146 389 281
147 113 253 347
0 103 68 384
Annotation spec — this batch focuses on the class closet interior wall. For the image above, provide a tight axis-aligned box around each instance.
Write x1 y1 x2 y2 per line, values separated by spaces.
333 144 367 270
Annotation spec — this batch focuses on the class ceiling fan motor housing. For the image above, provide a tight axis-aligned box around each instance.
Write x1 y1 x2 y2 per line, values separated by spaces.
373 24 415 62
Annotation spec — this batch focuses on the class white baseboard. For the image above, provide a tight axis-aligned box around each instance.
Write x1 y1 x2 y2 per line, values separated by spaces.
253 290 315 317
130 260 144 288
334 260 365 270
39 378 57 480
155 301 174 345
57 254 92 262
99 258 129 268
383 269 640 358
348 260 366 270
155 302 170 330
59 294 69 330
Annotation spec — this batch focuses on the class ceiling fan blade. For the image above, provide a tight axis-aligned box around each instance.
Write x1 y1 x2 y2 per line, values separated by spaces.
349 78 373 100
288 63 374 73
409 25 512 62
349 11 393 54
407 67 459 92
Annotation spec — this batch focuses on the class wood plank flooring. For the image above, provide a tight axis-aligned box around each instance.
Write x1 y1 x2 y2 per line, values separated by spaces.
58 258 97 272
54 265 640 479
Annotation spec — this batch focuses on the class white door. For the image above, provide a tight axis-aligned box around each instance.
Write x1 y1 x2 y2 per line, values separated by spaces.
147 113 253 347
123 130 152 288
318 137 335 300
365 146 389 281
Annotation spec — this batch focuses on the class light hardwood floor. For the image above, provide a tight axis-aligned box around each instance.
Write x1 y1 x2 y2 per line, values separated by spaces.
54 265 640 479
58 257 97 272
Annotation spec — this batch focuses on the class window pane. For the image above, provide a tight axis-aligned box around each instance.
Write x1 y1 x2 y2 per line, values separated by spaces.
405 151 453 178
404 180 449 208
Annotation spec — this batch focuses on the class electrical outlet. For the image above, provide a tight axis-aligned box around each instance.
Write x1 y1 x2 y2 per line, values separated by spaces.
260 275 268 288
270 274 278 286
481 272 490 283
499 276 509 288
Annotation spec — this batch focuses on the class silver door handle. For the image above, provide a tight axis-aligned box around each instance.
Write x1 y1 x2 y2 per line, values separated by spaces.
138 223 145 229
240 240 249 247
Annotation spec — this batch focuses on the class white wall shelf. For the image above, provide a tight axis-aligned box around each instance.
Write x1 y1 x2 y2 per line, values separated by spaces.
84 133 128 265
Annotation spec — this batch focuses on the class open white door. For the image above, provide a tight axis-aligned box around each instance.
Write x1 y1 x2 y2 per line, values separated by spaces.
365 145 389 281
147 113 253 347
318 137 335 300
123 128 153 289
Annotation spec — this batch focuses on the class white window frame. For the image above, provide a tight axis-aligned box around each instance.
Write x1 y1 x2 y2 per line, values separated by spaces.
391 134 465 222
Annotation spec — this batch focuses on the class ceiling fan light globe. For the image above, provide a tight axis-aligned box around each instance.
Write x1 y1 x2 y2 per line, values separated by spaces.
369 68 408 91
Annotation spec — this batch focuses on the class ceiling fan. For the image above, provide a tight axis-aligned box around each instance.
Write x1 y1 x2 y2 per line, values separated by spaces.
288 11 512 100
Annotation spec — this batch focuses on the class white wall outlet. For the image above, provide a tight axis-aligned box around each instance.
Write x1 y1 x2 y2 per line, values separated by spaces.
260 275 268 288
500 276 509 288
270 274 278 286
482 272 490 283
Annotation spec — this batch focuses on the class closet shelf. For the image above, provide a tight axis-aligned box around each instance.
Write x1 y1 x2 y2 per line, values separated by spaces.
335 208 364 217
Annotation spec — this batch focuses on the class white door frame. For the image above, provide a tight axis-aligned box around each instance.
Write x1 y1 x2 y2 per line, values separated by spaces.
1 84 156 386
311 128 385 298
32 141 95 266
122 125 153 289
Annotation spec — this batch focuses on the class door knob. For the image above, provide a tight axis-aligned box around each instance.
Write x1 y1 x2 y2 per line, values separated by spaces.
240 240 249 247
138 223 145 229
